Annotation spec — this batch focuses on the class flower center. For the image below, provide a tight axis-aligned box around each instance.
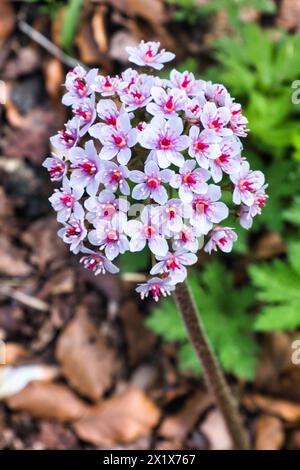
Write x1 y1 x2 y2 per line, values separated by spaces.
239 179 253 191
164 96 174 113
78 161 97 175
147 177 159 189
110 170 122 182
144 48 154 62
103 203 116 218
167 207 176 219
60 194 74 208
191 104 200 115
66 224 81 238
181 75 191 90
194 198 209 214
217 153 229 164
50 162 64 178
218 236 227 246
151 285 161 300
59 130 75 145
180 230 189 243
105 115 117 126
112 134 126 148
159 137 172 149
209 118 222 130
132 91 145 104
103 77 113 91
106 229 118 243
256 196 266 207
144 224 156 238
193 139 208 153
183 172 196 186
75 78 87 96
74 108 91 121
167 257 180 270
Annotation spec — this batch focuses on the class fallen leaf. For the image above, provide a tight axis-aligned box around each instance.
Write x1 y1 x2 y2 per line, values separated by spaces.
0 365 59 399
3 343 28 365
158 391 213 441
0 234 31 277
0 0 15 47
92 6 108 54
73 386 160 445
120 300 156 367
252 232 286 260
200 408 233 450
110 31 139 63
7 382 88 421
56 306 116 402
243 394 300 423
255 415 284 450
38 421 79 450
44 58 64 102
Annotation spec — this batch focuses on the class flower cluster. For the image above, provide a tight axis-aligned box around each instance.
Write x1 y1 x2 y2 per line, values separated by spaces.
44 41 267 302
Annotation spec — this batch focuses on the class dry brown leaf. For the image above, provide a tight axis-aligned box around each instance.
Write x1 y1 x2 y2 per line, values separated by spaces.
0 234 31 277
254 415 284 450
253 232 286 260
158 391 213 441
92 6 108 54
73 386 160 445
38 421 79 450
120 300 156 367
4 343 28 365
200 408 233 450
243 394 300 423
76 20 101 65
7 382 88 421
56 307 116 402
0 0 15 47
44 58 64 102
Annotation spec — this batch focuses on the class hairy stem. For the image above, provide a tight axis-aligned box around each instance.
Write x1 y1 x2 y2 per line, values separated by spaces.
175 280 250 450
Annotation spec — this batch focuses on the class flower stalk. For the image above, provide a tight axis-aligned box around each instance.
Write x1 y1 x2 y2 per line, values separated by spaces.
175 280 250 450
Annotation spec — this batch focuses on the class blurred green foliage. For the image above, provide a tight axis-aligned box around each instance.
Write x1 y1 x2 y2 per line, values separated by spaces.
167 0 275 27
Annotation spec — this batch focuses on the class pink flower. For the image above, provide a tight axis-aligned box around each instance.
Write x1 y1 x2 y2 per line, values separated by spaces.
126 41 175 70
189 185 229 234
169 69 204 96
147 87 186 119
92 74 124 96
126 206 168 256
100 161 130 195
43 154 66 182
184 96 206 121
49 177 82 223
69 140 102 197
88 217 129 260
171 160 211 203
156 198 184 233
62 65 98 106
139 116 189 168
79 247 119 274
188 126 221 169
85 189 129 227
228 102 248 137
50 118 79 151
72 95 96 136
136 277 175 301
119 75 154 111
150 249 197 283
57 206 87 254
209 136 242 183
97 113 138 165
130 161 174 204
230 161 265 206
200 102 232 137
239 186 268 229
204 82 230 107
172 225 203 253
204 227 237 254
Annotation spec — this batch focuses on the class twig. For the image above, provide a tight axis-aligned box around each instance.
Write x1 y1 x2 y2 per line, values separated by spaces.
18 19 84 69
175 280 250 450
0 285 50 312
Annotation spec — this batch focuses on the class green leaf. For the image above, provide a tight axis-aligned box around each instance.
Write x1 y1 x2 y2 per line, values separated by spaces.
60 0 84 52
250 242 300 331
119 249 150 274
147 262 258 380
